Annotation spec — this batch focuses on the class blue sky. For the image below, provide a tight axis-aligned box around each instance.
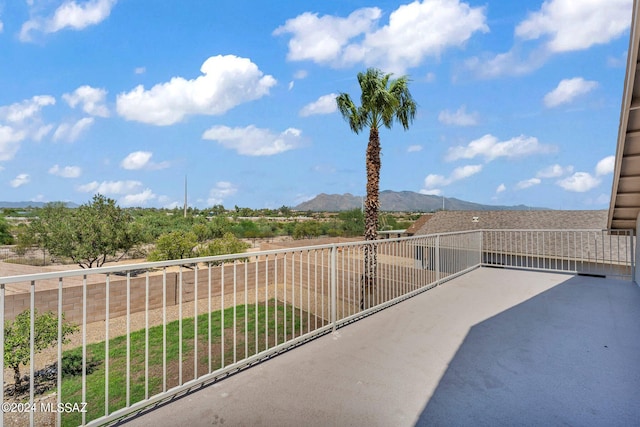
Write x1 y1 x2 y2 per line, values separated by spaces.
0 0 633 210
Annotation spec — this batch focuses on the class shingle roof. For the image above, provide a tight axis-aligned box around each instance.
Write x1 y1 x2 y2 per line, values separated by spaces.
413 210 609 235
405 213 434 235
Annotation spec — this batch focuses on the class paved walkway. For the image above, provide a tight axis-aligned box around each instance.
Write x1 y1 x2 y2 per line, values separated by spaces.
123 268 640 427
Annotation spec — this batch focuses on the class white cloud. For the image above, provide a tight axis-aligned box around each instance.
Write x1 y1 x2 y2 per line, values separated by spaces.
49 164 82 178
117 55 276 126
62 85 109 117
274 0 488 73
33 125 54 141
407 145 423 152
543 77 598 108
554 156 614 193
515 0 632 53
496 183 506 193
422 164 482 192
0 96 55 156
607 52 627 68
134 67 146 75
120 151 170 170
312 164 336 174
288 81 294 90
293 70 308 79
0 126 26 161
451 164 482 181
77 180 143 194
120 189 156 207
593 193 611 205
121 151 151 169
595 155 615 176
202 125 303 156
10 173 30 188
53 117 94 142
20 0 117 41
438 105 478 126
465 0 631 79
0 95 56 124
536 164 573 178
446 134 556 162
515 178 541 190
274 8 381 63
556 172 601 192
0 20 3 33
464 48 549 79
299 93 338 117
207 181 238 205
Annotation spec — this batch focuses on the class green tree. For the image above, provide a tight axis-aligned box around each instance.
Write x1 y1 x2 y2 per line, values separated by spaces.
231 220 259 238
4 309 78 387
198 232 250 261
336 68 416 303
148 231 198 261
209 204 226 216
338 208 365 237
207 216 232 238
279 205 292 217
23 195 141 268
293 221 322 239
0 216 14 244
192 223 211 242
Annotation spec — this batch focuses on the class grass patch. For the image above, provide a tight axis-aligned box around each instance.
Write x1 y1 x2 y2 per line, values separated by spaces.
58 300 323 426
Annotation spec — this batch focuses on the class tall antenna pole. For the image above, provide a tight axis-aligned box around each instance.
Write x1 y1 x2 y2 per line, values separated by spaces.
184 175 187 218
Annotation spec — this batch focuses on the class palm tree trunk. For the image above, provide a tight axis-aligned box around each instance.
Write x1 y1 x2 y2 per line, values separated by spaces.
362 127 380 309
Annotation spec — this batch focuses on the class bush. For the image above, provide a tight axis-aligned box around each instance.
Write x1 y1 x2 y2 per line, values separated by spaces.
147 231 198 261
0 216 13 244
197 233 250 260
61 352 100 378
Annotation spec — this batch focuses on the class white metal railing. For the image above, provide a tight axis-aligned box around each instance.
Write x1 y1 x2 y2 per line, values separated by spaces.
0 231 481 427
481 229 635 279
0 227 633 426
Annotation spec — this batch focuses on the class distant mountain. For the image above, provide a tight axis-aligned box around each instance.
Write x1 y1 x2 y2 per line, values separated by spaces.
294 190 546 212
0 201 79 208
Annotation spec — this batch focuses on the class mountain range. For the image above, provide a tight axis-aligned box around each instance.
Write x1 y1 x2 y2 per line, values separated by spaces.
294 191 545 212
0 201 79 208
1 191 543 212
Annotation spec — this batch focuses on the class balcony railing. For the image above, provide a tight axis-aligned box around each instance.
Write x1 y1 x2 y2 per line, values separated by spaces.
481 229 634 279
0 229 632 426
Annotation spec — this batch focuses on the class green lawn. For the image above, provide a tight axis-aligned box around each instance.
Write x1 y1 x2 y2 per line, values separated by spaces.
58 300 323 426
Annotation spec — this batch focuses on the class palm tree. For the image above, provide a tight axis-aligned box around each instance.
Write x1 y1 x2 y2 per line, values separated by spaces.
336 68 416 308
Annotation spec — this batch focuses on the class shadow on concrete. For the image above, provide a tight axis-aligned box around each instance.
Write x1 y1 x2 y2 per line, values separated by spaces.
416 274 640 426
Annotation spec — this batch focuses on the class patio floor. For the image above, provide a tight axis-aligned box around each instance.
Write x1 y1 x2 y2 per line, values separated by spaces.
121 267 640 427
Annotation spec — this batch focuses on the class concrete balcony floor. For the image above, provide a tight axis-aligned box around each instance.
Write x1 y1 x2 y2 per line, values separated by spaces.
123 268 640 427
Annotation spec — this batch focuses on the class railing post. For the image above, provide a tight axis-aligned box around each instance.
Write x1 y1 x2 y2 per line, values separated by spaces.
435 235 440 284
630 229 636 282
0 283 4 427
330 245 337 331
478 230 483 266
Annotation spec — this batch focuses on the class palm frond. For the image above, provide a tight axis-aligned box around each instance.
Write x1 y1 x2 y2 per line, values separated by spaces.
336 93 365 134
